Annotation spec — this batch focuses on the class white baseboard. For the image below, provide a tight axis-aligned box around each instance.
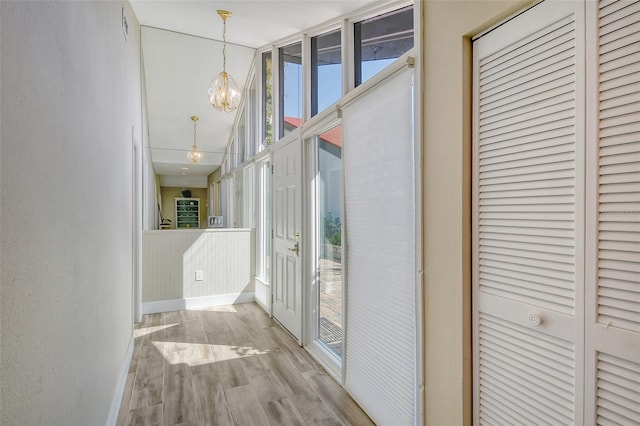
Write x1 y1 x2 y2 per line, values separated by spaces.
142 292 255 314
106 335 134 426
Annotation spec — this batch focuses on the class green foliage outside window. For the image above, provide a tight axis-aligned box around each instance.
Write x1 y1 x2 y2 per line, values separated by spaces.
264 56 273 145
323 213 341 246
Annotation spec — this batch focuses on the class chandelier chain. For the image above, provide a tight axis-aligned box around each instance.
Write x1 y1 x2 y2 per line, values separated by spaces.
222 15 227 73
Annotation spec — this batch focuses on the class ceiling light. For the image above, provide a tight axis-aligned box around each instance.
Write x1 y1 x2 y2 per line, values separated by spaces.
186 116 204 163
181 167 189 170
207 10 241 112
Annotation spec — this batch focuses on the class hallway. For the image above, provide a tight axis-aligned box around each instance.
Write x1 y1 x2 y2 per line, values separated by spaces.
116 303 373 425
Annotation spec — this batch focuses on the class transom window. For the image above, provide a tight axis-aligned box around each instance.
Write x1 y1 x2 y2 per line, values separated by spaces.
311 29 342 117
279 42 303 138
354 5 414 86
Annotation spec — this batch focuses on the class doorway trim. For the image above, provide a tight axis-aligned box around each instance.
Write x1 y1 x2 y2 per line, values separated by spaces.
302 110 344 381
132 130 143 324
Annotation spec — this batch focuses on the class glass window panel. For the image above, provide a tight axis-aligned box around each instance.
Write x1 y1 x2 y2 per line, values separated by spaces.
257 161 271 282
262 52 273 147
354 6 414 86
279 42 303 138
311 29 342 117
316 124 343 356
237 108 246 164
246 76 257 158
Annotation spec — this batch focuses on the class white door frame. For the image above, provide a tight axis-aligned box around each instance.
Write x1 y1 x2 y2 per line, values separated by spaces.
301 113 344 380
132 132 143 324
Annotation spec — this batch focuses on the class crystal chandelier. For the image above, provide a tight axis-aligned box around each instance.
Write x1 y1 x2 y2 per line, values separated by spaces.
186 116 203 163
208 10 241 112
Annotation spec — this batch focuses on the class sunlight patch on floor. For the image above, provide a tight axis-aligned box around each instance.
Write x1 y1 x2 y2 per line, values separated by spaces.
134 323 179 338
152 341 274 366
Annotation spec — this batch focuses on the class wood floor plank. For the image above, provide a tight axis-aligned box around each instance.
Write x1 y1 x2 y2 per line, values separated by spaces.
116 372 136 426
164 320 215 366
126 402 163 426
191 364 235 426
117 303 373 426
246 362 290 403
289 392 343 426
212 357 250 389
259 351 311 397
262 398 305 426
225 384 271 426
129 343 165 410
202 311 233 337
302 369 375 425
163 363 197 426
264 325 316 373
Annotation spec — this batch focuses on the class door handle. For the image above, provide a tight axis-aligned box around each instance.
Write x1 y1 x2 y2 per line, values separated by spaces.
288 241 299 256
288 232 300 256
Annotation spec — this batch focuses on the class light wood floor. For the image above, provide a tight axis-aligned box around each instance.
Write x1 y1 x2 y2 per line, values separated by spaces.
116 303 374 426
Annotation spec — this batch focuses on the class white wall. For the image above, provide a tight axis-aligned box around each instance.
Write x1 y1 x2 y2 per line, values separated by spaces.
142 229 255 306
1 1 142 424
421 0 531 423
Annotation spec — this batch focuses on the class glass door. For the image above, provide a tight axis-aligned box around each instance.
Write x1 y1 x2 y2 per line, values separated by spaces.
314 123 343 358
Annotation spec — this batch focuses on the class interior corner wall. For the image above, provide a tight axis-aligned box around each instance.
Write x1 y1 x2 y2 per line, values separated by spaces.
421 0 530 424
0 1 142 424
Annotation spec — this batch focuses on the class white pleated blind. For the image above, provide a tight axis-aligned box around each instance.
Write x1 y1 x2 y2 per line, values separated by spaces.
595 0 640 334
342 66 416 425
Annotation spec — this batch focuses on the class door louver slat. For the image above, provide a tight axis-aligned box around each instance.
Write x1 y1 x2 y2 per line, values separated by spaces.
597 353 640 424
474 5 579 423
596 0 640 334
479 313 575 423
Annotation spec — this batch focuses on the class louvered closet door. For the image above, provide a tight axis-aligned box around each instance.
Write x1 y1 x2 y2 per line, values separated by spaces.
585 0 640 423
472 1 586 424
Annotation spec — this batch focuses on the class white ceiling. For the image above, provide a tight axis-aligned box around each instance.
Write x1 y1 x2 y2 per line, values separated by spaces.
131 0 382 182
141 26 254 178
131 1 379 47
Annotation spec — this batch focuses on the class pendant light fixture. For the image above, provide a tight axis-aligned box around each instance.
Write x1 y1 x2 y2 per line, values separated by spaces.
186 116 204 163
208 10 241 112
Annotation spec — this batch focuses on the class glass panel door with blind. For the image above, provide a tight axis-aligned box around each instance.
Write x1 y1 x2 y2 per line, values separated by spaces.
314 123 344 359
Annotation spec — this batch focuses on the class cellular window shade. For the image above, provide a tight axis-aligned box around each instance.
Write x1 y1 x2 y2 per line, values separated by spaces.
342 66 416 425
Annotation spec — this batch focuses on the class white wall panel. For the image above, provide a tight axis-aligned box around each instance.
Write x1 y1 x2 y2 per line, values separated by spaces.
143 229 255 303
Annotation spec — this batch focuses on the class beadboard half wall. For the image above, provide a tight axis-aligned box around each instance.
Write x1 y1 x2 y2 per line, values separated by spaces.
142 229 255 313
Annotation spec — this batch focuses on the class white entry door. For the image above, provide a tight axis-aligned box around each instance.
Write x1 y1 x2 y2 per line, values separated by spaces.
272 137 303 342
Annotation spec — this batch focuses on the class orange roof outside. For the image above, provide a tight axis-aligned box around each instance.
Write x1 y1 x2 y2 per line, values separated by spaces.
284 116 342 148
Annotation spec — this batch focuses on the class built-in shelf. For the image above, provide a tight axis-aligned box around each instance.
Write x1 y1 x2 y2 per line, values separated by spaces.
175 197 199 229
